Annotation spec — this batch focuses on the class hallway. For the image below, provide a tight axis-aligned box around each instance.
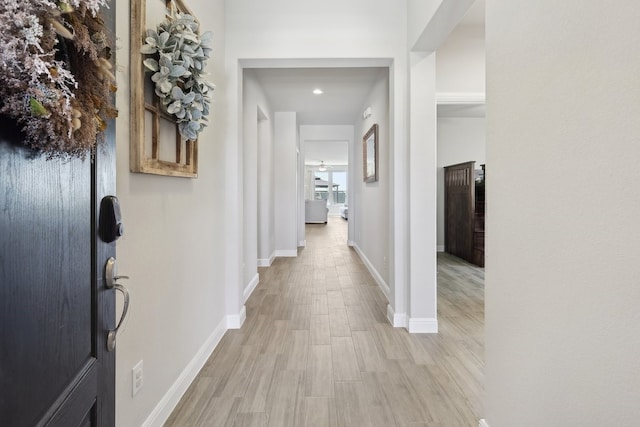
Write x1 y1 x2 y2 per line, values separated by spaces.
165 217 484 426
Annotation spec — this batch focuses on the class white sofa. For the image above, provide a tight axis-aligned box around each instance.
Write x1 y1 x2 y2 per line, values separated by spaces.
340 205 348 220
305 200 328 223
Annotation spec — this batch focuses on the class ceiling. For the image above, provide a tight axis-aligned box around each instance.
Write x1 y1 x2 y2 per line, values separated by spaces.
251 67 386 126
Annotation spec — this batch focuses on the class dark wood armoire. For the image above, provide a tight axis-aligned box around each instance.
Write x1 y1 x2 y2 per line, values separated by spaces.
444 161 485 267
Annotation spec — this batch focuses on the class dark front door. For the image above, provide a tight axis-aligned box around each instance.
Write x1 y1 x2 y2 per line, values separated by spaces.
0 7 117 426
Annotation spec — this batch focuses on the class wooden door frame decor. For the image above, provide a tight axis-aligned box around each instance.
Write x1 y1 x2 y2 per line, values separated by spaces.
130 0 199 178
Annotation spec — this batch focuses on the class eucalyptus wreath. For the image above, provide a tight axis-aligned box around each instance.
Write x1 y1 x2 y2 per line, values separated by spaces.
0 0 117 158
141 10 214 142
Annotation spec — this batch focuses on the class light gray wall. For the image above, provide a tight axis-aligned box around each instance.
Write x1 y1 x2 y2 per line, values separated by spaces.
274 112 298 255
406 0 442 49
436 116 486 250
407 53 439 329
114 1 227 425
436 22 485 94
243 70 274 285
257 110 275 264
485 1 640 426
354 70 390 285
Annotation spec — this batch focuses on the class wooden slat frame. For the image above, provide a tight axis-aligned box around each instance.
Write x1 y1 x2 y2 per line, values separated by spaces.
444 161 476 264
130 0 199 178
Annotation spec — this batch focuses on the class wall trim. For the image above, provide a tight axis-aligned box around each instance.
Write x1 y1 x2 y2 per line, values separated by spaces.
408 317 438 333
226 305 246 329
257 251 276 267
298 240 306 248
436 245 445 252
141 317 227 427
436 92 485 105
479 419 490 427
244 273 260 303
239 58 393 69
386 304 407 328
274 249 297 258
347 240 355 247
352 243 390 300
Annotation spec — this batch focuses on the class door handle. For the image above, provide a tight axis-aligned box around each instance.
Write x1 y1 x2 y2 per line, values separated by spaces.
107 283 129 352
105 256 129 289
104 257 130 352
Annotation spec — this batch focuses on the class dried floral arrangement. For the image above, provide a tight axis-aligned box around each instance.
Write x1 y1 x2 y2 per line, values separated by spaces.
141 9 214 142
0 0 117 158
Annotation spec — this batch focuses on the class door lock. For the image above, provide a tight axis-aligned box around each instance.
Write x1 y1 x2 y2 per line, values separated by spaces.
99 196 124 243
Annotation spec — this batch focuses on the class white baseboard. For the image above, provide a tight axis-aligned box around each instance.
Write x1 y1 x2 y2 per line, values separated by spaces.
437 245 445 252
274 249 297 258
226 305 246 329
141 317 227 427
298 240 306 247
257 252 275 267
408 317 438 333
347 240 354 247
352 243 390 300
479 419 490 427
387 304 407 328
244 273 260 303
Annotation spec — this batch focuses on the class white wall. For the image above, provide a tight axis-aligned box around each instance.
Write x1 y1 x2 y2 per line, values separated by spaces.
257 110 275 266
436 116 485 249
242 71 257 291
114 0 228 426
409 0 475 52
407 53 438 332
436 23 485 94
225 0 409 320
407 0 443 50
273 112 298 256
354 70 391 287
226 0 406 59
485 1 640 426
243 70 274 285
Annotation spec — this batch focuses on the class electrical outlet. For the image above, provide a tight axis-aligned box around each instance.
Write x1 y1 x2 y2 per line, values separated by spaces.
132 360 143 396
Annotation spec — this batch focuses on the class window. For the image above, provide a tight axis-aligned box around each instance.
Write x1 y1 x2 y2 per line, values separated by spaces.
332 171 347 204
313 171 347 205
314 172 329 201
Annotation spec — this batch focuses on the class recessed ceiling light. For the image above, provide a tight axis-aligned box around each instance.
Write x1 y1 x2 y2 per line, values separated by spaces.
313 88 323 95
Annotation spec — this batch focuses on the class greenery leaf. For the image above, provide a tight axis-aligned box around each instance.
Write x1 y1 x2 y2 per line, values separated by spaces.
140 45 157 54
141 9 214 141
167 101 182 114
170 65 187 77
158 31 170 47
183 92 196 104
143 58 159 72
171 86 184 100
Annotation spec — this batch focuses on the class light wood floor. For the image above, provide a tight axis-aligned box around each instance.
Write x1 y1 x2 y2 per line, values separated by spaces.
165 217 484 426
